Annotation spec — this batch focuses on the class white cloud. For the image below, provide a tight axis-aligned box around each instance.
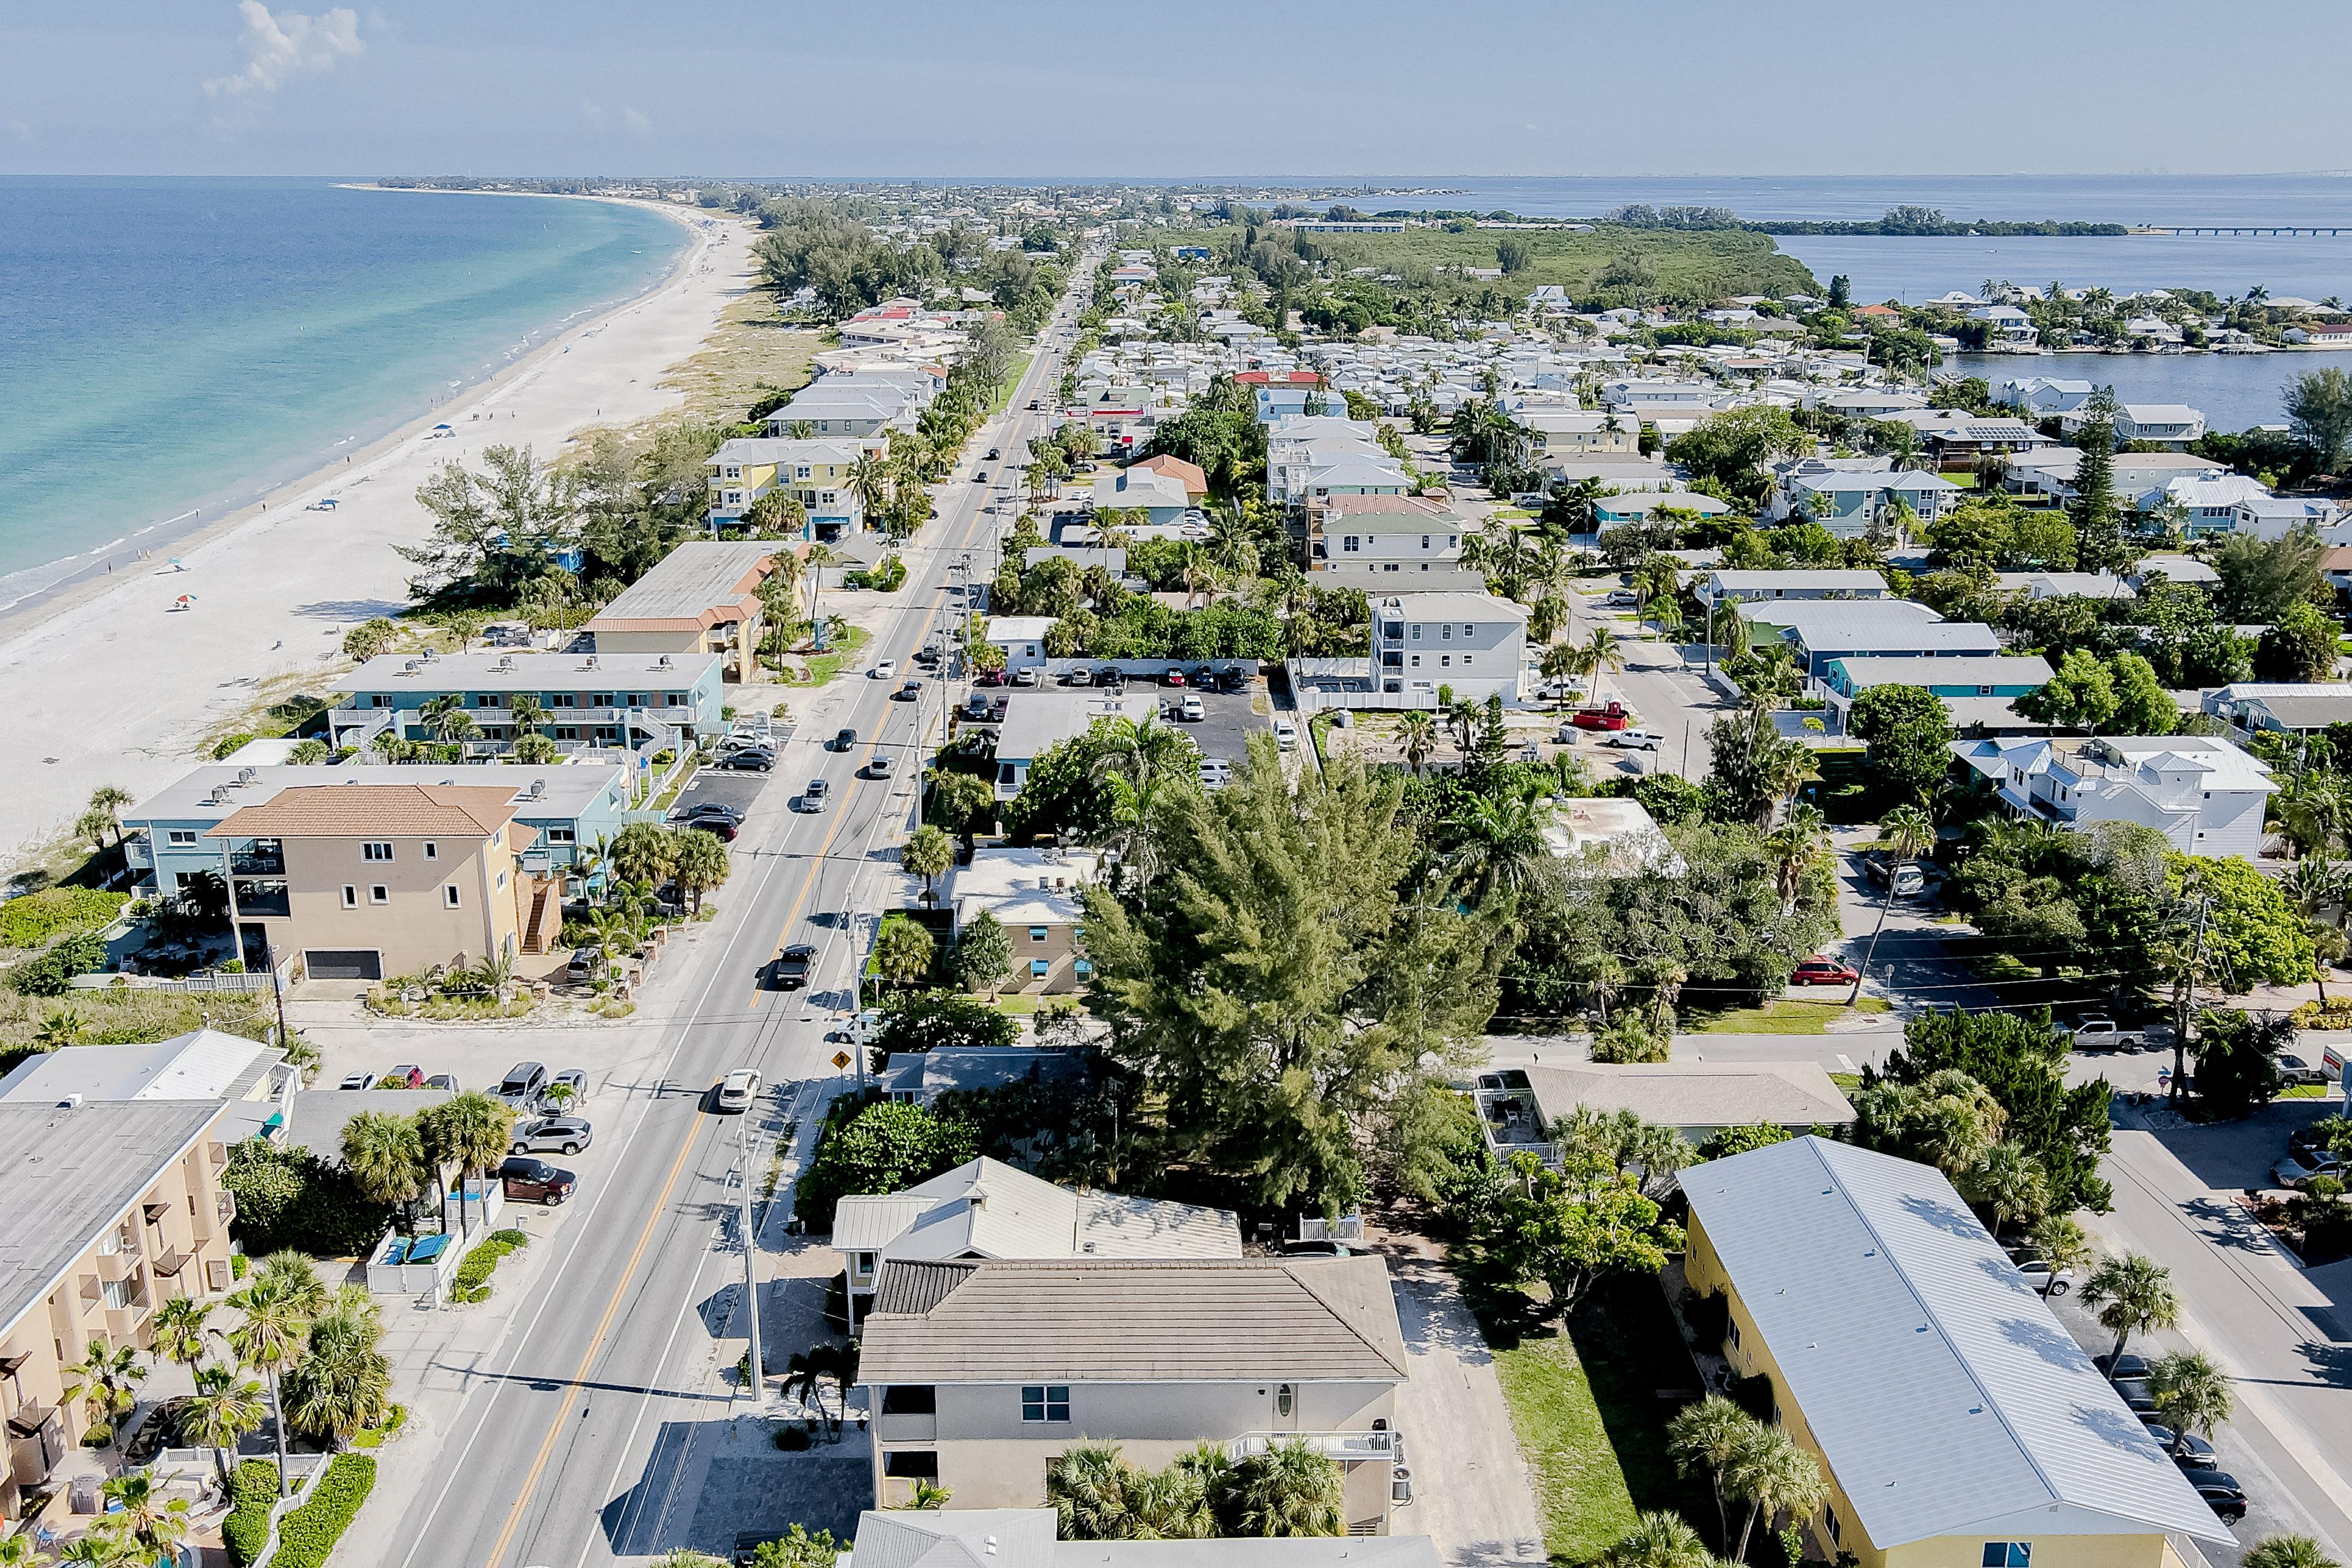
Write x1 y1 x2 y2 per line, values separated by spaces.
204 1 362 97
622 106 653 134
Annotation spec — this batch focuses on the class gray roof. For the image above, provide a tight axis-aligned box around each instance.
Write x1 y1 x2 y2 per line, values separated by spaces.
283 1089 452 1160
1685 1138 2233 1546
0 1100 227 1336
875 1048 1092 1105
341 650 720 695
587 542 774 626
858 1256 1410 1386
850 1510 1442 1568
1525 1061 1854 1131
2243 691 2352 730
0 1030 280 1105
994 693 1159 765
1833 654 2055 688
127 761 628 827
834 1156 1241 1263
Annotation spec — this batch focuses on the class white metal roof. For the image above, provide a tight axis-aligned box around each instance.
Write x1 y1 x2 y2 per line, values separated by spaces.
1686 1138 2233 1547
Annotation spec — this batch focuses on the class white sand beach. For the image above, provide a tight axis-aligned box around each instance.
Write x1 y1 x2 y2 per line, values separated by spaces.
0 201 756 872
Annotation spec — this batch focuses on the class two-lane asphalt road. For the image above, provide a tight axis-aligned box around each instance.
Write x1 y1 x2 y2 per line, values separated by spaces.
374 258 1100 1568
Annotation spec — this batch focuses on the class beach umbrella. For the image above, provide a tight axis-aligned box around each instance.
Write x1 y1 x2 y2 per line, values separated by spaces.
172 594 195 610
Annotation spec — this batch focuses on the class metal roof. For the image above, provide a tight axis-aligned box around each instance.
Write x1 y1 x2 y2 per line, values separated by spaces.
0 1030 280 1105
587 542 776 631
849 1510 1443 1568
833 1157 1241 1263
128 762 627 828
1525 1061 1854 1131
1684 1138 2233 1546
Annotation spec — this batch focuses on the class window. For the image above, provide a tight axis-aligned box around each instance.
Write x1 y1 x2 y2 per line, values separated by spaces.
1409 655 1420 668
369 885 389 905
1022 1385 1070 1422
883 1451 940 1479
880 1385 937 1415
363 842 393 862
1277 1383 1295 1418
1441 656 1451 668
1421 535 1430 549
1030 959 1051 978
341 885 358 909
1463 624 1474 636
423 842 438 862
1728 1318 1741 1348
102 1279 135 1310
1073 959 1093 976
1441 625 1452 640
545 827 575 845
1983 1547 2030 1568
1028 926 1049 943
444 886 461 909
1342 535 1359 552
1410 624 1422 640
166 829 198 847
1825 1511 1841 1546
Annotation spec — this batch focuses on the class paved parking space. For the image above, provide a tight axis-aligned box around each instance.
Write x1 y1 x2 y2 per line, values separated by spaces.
1154 680 1267 772
668 767 773 826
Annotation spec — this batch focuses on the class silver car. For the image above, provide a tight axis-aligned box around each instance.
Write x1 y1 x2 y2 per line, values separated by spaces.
510 1116 593 1156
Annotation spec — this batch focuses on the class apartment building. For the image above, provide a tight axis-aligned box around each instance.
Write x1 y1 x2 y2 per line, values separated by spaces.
859 1256 1409 1530
204 783 533 981
0 1029 294 1143
1309 494 1480 584
1 1101 238 1522
706 436 876 536
843 1509 1441 1568
1949 734 2274 856
760 381 918 438
1370 592 1528 703
585 540 782 678
1511 406 1640 459
327 650 726 755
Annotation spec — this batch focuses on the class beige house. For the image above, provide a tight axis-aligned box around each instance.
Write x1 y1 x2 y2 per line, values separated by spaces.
584 540 782 680
1 1101 238 1523
946 848 1099 993
859 1256 1410 1531
206 783 536 983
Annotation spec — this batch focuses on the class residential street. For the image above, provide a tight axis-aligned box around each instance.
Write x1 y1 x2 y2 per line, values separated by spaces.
343 271 1096 1568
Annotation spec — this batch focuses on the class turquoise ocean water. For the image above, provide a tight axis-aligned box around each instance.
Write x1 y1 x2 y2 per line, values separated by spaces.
0 177 686 605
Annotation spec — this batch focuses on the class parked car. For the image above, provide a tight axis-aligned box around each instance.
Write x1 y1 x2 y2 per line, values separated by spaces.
1604 589 1639 606
2290 1121 2346 1157
388 1063 425 1088
1272 718 1298 751
539 1069 586 1111
2010 1256 2073 1296
1010 668 1039 687
2069 1016 2146 1052
1060 668 1093 687
510 1116 593 1156
497 1062 549 1106
2273 1147 2342 1189
864 753 897 779
1180 694 1204 722
715 1068 761 1112
800 778 831 812
770 944 815 989
425 1072 459 1092
2279 1051 2330 1087
709 750 773 774
1215 668 1248 692
496 1156 576 1206
893 680 923 702
870 660 898 681
1607 730 1663 751
2177 1468 2248 1523
2139 1423 2216 1467
2113 1378 2160 1415
1791 956 1859 985
1199 757 1232 791
976 669 1006 687
1163 669 1187 687
679 801 744 825
832 727 858 751
2098 1352 2152 1380
337 1072 373 1091
1280 1240 1355 1257
1863 855 1926 898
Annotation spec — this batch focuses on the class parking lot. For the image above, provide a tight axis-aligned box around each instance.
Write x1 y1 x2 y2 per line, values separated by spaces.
1151 677 1267 781
667 764 774 829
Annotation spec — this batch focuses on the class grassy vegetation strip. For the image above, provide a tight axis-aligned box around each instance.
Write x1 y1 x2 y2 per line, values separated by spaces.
1491 1326 1642 1563
0 887 127 951
271 1453 378 1568
452 1227 529 1303
1685 997 1891 1034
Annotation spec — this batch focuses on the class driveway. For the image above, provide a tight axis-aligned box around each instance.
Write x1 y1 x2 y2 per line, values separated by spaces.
1378 1238 1548 1568
669 767 773 827
1154 679 1266 776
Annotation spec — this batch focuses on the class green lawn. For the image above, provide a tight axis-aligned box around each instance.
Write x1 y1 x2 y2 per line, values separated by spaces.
1482 1277 1717 1565
780 624 874 686
1684 997 1890 1035
2282 1083 2330 1099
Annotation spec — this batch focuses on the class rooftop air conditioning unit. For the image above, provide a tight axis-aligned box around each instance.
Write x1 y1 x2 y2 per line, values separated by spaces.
526 779 547 799
236 768 257 786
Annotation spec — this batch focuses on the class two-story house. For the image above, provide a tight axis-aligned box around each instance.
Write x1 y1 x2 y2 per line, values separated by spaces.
859 1256 1410 1532
585 540 782 678
1511 406 1640 460
706 436 876 536
1 1101 238 1522
1736 601 1999 678
1266 416 1386 510
1090 465 1193 526
944 848 1100 994
1949 734 2273 856
1993 376 2093 417
327 651 726 756
1695 569 1891 610
762 381 918 438
1369 592 1529 703
2099 403 2207 447
1309 494 1480 586
1766 457 1962 534
1966 303 2040 346
2204 682 2352 736
204 783 533 982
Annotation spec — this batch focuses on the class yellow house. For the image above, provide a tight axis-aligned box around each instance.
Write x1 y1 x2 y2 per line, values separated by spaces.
705 435 879 538
1683 1138 2232 1568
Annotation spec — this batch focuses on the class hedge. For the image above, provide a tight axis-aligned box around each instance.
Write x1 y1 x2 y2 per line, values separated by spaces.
0 887 127 950
271 1453 377 1568
224 1458 283 1566
7 930 109 995
452 1227 528 1303
221 1139 393 1259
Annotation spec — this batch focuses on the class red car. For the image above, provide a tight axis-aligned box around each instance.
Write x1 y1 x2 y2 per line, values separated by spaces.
1791 956 1859 985
1163 670 1187 687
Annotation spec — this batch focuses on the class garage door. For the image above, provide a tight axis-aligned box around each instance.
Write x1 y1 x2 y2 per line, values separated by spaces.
305 949 382 981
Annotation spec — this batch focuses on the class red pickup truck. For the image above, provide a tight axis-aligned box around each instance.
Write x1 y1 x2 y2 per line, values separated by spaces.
1570 701 1631 732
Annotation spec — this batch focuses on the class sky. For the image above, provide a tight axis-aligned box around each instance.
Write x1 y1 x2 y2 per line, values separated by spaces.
4 0 2351 180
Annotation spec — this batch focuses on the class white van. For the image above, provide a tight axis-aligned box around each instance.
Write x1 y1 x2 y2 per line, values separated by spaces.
1272 717 1299 751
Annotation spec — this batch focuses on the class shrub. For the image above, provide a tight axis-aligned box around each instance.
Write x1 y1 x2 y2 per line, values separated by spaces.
794 1099 979 1230
213 733 259 760
223 1458 282 1565
271 1453 377 1568
221 1139 392 1258
8 930 109 995
773 1423 814 1452
80 1421 112 1449
452 1228 528 1302
0 888 128 950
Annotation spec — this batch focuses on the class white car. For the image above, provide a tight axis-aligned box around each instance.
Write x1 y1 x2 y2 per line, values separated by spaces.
869 660 897 681
2070 1016 2148 1052
2274 1148 2342 1190
715 1068 761 1113
1608 730 1663 751
1180 694 1204 721
1272 718 1299 751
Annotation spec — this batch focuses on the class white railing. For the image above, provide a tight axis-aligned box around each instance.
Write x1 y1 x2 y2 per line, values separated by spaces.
1230 1430 1399 1462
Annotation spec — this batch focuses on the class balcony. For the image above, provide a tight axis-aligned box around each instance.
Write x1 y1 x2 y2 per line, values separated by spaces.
125 836 154 870
1229 1430 1400 1462
229 846 285 877
232 880 291 918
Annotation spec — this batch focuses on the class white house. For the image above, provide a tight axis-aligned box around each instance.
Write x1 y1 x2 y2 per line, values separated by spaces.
1370 592 1528 703
1949 734 2274 856
2108 403 2207 447
1695 569 1891 609
1993 376 2094 416
1767 457 1962 533
991 692 1159 798
983 616 1057 674
1090 465 1193 525
1967 304 2039 346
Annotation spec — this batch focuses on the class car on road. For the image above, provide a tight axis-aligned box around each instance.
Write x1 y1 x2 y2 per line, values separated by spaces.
1607 729 1663 750
337 1072 373 1091
1026 399 1041 411
425 1072 459 1092
387 1063 425 1087
715 1068 761 1113
864 753 897 779
497 1062 548 1107
1863 855 1927 898
2273 1146 2342 1189
870 660 897 681
985 447 1001 461
496 1156 576 1206
510 1116 593 1156
770 944 815 989
2139 1423 2216 1467
2279 1051 2330 1087
973 470 988 482
800 777 831 812
1010 668 1038 687
709 750 772 774
831 727 858 751
2178 1469 2247 1523
1604 589 1639 606
1790 956 1859 985
1180 694 1204 722
539 1069 586 1111
2069 1016 2147 1052
893 680 922 701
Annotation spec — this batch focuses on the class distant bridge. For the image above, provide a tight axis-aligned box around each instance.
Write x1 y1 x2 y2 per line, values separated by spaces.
2132 225 2351 236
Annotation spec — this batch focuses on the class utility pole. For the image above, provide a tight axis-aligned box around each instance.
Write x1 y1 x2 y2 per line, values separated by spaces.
2169 894 2212 1104
736 1114 763 1406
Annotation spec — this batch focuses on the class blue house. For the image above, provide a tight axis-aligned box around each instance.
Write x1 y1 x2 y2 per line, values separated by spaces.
327 650 727 755
1821 654 2055 702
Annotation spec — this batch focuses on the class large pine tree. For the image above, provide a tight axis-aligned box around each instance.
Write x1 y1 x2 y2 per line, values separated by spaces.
2070 385 2128 572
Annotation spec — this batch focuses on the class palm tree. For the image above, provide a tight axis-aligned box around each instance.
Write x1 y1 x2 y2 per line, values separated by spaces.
1666 1393 1756 1544
1603 1510 1716 1568
1762 808 1827 915
283 1289 391 1447
2081 1252 2180 1380
1850 803 1935 1004
2146 1350 2233 1459
873 917 936 988
802 542 842 643
34 1004 86 1049
899 826 956 907
1962 1142 2049 1236
2029 1213 2095 1281
902 1479 953 1510
1397 709 1438 774
87 785 134 848
0 1529 36 1567
183 1363 268 1490
1578 627 1626 710
53 1525 144 1568
2242 1537 2341 1568
101 1471 192 1561
848 451 892 522
1230 1438 1345 1537
669 826 732 916
1093 714 1197 890
1452 794 1554 905
1724 1423 1828 1563
1048 1443 1135 1540
226 1273 313 1495
60 1340 146 1447
782 1341 859 1437
150 1295 213 1374
1124 1460 1213 1539
425 1092 517 1238
341 1110 428 1231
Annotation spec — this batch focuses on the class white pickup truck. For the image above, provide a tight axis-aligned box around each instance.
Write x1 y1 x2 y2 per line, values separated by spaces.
2069 1015 2148 1052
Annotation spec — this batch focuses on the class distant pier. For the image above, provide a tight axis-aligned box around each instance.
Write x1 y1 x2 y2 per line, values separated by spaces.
2132 225 2350 236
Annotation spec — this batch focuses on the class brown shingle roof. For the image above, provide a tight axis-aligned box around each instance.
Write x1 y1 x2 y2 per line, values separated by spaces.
204 784 521 841
858 1256 1409 1385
